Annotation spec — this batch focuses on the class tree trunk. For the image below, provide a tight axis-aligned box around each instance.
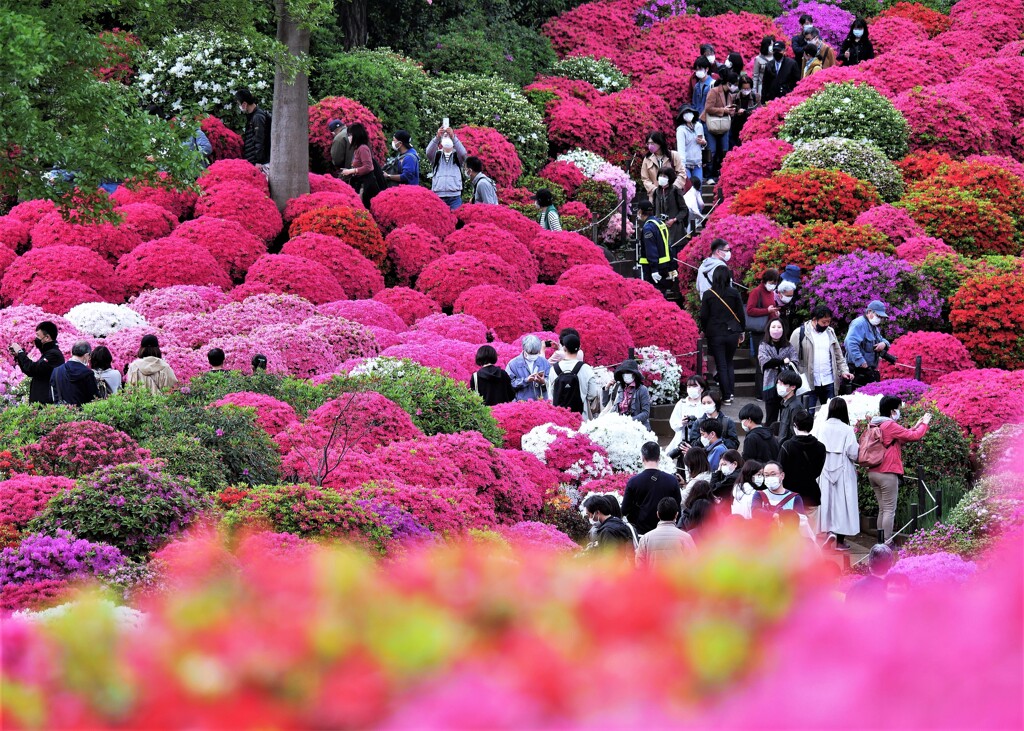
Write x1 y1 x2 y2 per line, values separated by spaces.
338 0 368 50
268 0 311 212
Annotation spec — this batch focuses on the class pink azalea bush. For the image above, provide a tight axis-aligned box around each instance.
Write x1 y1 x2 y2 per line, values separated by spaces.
28 421 149 478
523 284 588 329
491 400 583 450
31 211 142 263
894 86 999 158
0 217 31 253
8 198 58 228
679 214 780 281
2 246 123 305
193 181 283 243
168 217 266 281
16 280 101 315
538 160 587 197
384 225 447 287
301 315 380 364
115 238 231 297
373 287 441 326
281 233 385 299
416 252 522 309
879 331 975 384
283 190 364 223
456 204 540 247
113 203 179 244
0 475 77 528
196 159 270 195
109 178 197 220
412 313 491 344
854 205 924 246
371 186 457 239
240 254 344 305
556 305 634 367
455 126 522 188
445 223 539 291
718 138 794 197
212 392 299 438
308 96 387 167
557 265 635 313
620 298 699 356
317 299 407 332
531 230 611 284
496 521 578 553
889 552 978 587
927 369 1024 444
128 285 232 320
200 116 244 160
897 236 955 263
454 285 542 342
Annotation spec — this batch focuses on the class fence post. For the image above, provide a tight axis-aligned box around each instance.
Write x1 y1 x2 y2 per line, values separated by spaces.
917 466 926 513
696 338 705 377
628 347 635 360
877 529 885 545
914 355 922 382
591 221 599 246
936 485 943 521
910 502 919 534
619 197 627 247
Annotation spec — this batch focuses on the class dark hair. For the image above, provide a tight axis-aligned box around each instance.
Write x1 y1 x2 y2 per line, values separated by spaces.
763 460 783 474
466 156 484 174
686 374 708 391
720 449 743 468
701 418 723 439
701 389 723 413
536 188 555 207
641 441 660 462
793 409 814 432
694 56 713 71
684 446 710 477
561 333 581 354
583 494 611 516
879 395 902 417
71 341 92 358
90 345 113 372
760 36 775 56
852 16 868 31
137 343 162 359
559 327 580 344
37 321 58 341
348 122 370 149
827 397 850 424
646 131 668 155
764 316 789 345
710 237 729 253
799 13 813 24
778 370 802 389
761 268 780 284
738 403 764 425
810 305 832 321
740 459 764 489
251 353 268 371
475 344 498 366
700 43 715 56
658 166 677 186
719 69 738 85
207 348 225 367
234 89 256 105
737 73 754 89
657 497 680 521
684 479 714 509
727 51 744 70
604 495 623 518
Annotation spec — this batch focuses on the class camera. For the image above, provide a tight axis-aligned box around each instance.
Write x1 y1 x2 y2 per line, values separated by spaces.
881 352 897 365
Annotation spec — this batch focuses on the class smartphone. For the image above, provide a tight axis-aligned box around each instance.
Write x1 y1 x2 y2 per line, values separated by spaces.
442 117 450 129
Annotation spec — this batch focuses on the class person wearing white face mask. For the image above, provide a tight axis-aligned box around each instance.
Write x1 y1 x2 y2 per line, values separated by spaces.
751 461 808 518
697 420 727 471
689 57 715 117
696 238 732 301
700 69 739 183
731 73 760 145
710 449 744 500
758 317 798 426
383 130 420 187
747 268 781 360
844 300 893 388
840 17 874 65
668 376 708 457
640 131 686 196
686 391 740 451
601 359 651 429
425 126 468 210
675 104 707 183
650 166 688 246
733 459 765 518
506 334 551 401
865 396 931 541
791 13 815 67
752 36 775 99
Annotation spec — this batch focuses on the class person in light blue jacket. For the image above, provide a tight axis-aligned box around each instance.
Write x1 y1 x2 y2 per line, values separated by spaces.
425 126 468 210
506 335 551 401
844 299 893 387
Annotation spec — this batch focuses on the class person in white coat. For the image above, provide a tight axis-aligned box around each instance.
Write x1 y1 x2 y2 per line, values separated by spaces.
667 375 707 457
813 397 859 551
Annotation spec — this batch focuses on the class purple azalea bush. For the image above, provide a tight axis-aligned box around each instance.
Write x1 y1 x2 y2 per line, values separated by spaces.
359 499 434 546
636 0 688 28
857 378 931 405
889 551 978 587
775 2 854 50
0 530 125 586
803 251 944 336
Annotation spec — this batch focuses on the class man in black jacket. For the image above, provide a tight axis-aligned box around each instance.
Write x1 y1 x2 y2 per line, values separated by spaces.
234 88 271 165
762 41 801 103
9 320 64 404
584 495 635 551
739 403 780 463
779 409 826 528
622 442 682 535
50 341 99 406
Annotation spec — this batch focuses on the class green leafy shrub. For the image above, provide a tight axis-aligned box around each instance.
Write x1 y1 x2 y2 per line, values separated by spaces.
311 48 429 140
551 56 629 93
0 402 75 448
142 433 231 494
174 371 325 416
422 20 555 87
324 358 504 446
520 175 567 207
30 463 209 558
573 179 620 217
80 387 166 438
783 137 905 202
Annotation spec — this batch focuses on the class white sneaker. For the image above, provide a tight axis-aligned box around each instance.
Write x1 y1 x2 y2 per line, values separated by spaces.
705 178 716 185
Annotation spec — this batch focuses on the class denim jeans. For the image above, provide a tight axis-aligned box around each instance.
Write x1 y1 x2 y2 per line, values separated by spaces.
440 195 463 211
803 383 835 414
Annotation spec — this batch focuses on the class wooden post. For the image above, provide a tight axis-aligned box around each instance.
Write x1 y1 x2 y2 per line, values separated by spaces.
696 338 705 377
910 502 919 534
936 486 943 521
620 197 627 248
917 466 926 513
915 355 922 382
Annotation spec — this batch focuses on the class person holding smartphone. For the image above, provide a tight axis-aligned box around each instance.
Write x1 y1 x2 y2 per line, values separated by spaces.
425 123 468 211
9 320 65 404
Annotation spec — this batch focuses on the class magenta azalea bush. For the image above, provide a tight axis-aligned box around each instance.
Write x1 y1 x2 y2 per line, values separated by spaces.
496 521 578 553
857 378 931 405
1 530 124 595
854 205 925 246
879 331 975 384
28 422 149 478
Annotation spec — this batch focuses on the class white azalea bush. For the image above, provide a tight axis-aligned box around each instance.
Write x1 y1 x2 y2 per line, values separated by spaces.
580 412 674 474
635 346 682 405
557 148 609 177
65 303 149 338
814 392 882 432
137 29 276 127
13 599 145 632
552 56 630 93
783 137 905 202
521 424 613 482
779 82 910 160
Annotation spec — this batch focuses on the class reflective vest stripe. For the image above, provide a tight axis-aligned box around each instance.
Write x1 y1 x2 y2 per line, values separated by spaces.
639 220 672 265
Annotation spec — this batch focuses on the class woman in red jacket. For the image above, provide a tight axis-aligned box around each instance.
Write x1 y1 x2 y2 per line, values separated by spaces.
866 395 931 540
746 268 780 356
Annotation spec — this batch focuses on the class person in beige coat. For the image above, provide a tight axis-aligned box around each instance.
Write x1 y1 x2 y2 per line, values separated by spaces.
640 131 687 197
125 334 178 394
789 305 853 414
801 27 837 78
635 497 698 568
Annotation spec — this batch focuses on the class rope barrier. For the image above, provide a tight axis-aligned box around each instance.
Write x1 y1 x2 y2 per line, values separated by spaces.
888 361 948 374
569 202 622 234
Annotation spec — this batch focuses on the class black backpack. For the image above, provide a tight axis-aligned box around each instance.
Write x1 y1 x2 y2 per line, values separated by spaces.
551 361 585 413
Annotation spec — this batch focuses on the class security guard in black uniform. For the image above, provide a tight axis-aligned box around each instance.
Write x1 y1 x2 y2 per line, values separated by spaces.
635 200 675 291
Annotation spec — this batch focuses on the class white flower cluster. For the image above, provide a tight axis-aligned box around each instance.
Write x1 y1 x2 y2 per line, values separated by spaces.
557 149 609 178
552 56 630 94
782 136 905 202
348 356 410 379
580 413 674 474
136 30 275 124
65 303 149 338
14 599 146 632
521 424 613 481
635 346 682 405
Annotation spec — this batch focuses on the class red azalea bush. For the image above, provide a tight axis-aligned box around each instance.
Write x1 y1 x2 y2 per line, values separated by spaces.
879 2 951 36
896 189 1017 257
531 230 611 283
115 238 231 297
538 161 586 198
384 225 447 287
557 265 635 313
542 0 641 59
559 201 592 223
896 236 955 263
169 216 266 281
416 252 522 309
546 100 615 161
15 280 101 314
0 247 15 282
454 126 522 189
0 475 76 528
109 178 196 220
678 214 781 282
372 287 440 326
911 161 1024 229
31 211 142 263
308 97 387 168
732 169 881 225
197 159 270 195
523 284 588 329
950 271 1024 369
29 421 148 477
115 203 178 242
491 400 583 450
896 151 957 184
200 116 244 161
620 299 699 357
370 186 456 239
240 254 344 305
308 174 349 194
634 67 694 112
8 199 57 228
0 217 32 253
453 285 542 342
555 306 634 367
288 205 387 266
212 392 298 438
281 233 385 299
1 246 123 305
894 87 997 159
193 181 283 243
751 222 893 275
445 223 539 291
413 312 491 344
853 204 925 246
927 368 1024 444
95 29 140 82
717 138 794 197
455 204 541 247
301 315 380 364
283 191 364 224
879 331 975 385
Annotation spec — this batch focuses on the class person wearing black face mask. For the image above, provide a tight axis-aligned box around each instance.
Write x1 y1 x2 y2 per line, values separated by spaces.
790 305 853 415
9 320 65 404
762 41 800 103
